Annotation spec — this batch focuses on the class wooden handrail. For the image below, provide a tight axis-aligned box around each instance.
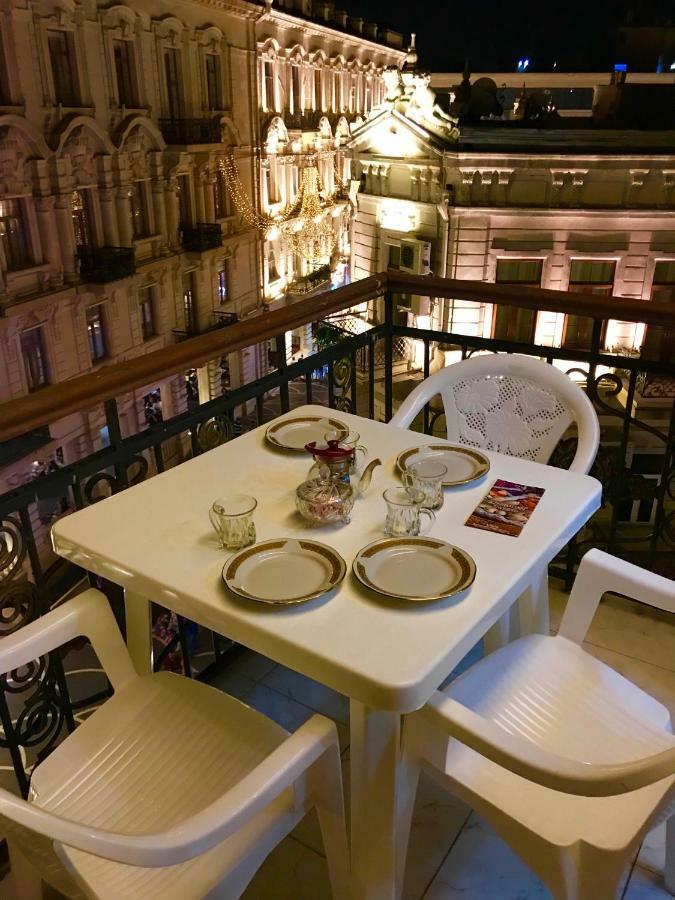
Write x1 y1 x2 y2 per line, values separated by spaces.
388 272 675 326
1 270 674 443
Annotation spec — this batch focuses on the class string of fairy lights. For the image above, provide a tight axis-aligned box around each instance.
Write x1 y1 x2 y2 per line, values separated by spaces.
218 149 349 262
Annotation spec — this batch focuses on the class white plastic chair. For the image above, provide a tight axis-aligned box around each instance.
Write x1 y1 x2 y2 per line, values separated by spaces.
390 354 601 643
399 550 675 900
390 353 600 474
0 589 350 900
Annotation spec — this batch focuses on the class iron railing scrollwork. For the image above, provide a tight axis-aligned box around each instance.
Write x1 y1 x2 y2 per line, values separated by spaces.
0 515 74 796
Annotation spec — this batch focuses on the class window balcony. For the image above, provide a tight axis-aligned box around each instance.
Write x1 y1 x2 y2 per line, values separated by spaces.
78 246 136 284
158 117 222 145
172 310 238 341
180 223 223 253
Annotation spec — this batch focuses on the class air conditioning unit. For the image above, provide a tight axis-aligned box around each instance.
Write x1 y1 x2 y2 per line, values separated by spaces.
399 238 432 316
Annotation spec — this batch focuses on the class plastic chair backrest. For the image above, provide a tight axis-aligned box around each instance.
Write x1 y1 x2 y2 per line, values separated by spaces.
390 354 600 474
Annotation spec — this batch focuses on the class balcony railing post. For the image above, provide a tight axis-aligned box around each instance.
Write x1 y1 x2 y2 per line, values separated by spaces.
649 396 675 566
384 289 394 422
275 333 290 414
423 338 431 434
104 398 128 491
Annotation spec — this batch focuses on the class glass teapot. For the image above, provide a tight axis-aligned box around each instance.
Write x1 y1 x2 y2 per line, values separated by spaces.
305 441 381 493
295 440 381 526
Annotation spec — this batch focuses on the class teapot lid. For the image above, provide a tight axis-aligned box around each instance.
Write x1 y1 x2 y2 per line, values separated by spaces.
305 439 354 461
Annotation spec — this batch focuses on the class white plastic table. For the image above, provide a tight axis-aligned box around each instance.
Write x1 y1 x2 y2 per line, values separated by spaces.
52 405 601 900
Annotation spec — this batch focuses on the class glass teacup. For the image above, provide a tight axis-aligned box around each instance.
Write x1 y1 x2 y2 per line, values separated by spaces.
209 494 257 550
403 458 448 510
383 486 435 537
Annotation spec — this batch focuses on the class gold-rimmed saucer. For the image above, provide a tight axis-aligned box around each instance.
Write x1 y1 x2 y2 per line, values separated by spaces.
397 444 490 487
353 536 476 602
265 416 348 452
223 538 346 605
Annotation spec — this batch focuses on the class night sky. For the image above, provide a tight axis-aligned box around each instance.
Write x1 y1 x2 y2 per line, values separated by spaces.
340 0 673 72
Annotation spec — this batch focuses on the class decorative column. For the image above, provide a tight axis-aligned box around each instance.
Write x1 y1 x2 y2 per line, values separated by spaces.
99 188 120 246
627 169 649 207
380 164 391 198
165 179 180 250
116 186 133 247
550 170 566 206
204 176 215 222
570 170 587 208
663 171 675 208
420 168 431 203
410 167 420 202
151 180 169 251
459 169 476 205
195 173 206 223
479 170 495 205
35 196 63 287
55 194 78 282
495 170 512 206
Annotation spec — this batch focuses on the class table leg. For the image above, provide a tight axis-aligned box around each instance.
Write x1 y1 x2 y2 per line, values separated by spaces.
666 815 674 894
483 608 514 654
124 590 153 675
350 701 410 900
517 565 550 636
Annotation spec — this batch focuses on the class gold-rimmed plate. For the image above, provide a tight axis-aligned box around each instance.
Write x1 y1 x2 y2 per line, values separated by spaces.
223 538 347 605
397 444 490 487
353 537 476 603
265 415 349 452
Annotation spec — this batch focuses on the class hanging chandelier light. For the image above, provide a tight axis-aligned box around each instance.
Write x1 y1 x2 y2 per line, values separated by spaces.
285 167 336 264
219 153 348 263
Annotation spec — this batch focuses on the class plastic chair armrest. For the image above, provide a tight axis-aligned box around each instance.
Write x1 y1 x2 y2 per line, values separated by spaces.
0 589 136 691
0 715 338 868
559 549 675 644
413 690 675 797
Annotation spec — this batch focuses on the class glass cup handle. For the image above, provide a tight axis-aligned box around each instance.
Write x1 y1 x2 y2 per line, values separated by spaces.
403 471 414 490
418 507 435 535
208 508 222 539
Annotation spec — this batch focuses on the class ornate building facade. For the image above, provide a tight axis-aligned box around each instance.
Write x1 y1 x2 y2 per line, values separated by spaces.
0 0 403 498
255 1 404 334
349 51 675 365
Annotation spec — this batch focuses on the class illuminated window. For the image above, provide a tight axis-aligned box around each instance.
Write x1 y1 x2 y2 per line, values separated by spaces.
217 262 229 304
20 327 49 391
177 175 191 226
86 305 107 361
565 259 615 350
290 64 301 112
268 246 279 282
0 25 11 104
138 286 155 340
314 67 322 110
492 258 541 343
183 271 196 332
48 30 77 106
205 53 222 110
164 47 183 118
263 60 274 111
213 170 229 219
71 190 94 252
113 39 137 106
130 182 150 239
0 199 31 271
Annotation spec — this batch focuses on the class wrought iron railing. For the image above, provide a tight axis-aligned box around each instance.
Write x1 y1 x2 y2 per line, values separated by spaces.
180 222 223 252
78 246 135 283
0 271 673 793
158 117 222 144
